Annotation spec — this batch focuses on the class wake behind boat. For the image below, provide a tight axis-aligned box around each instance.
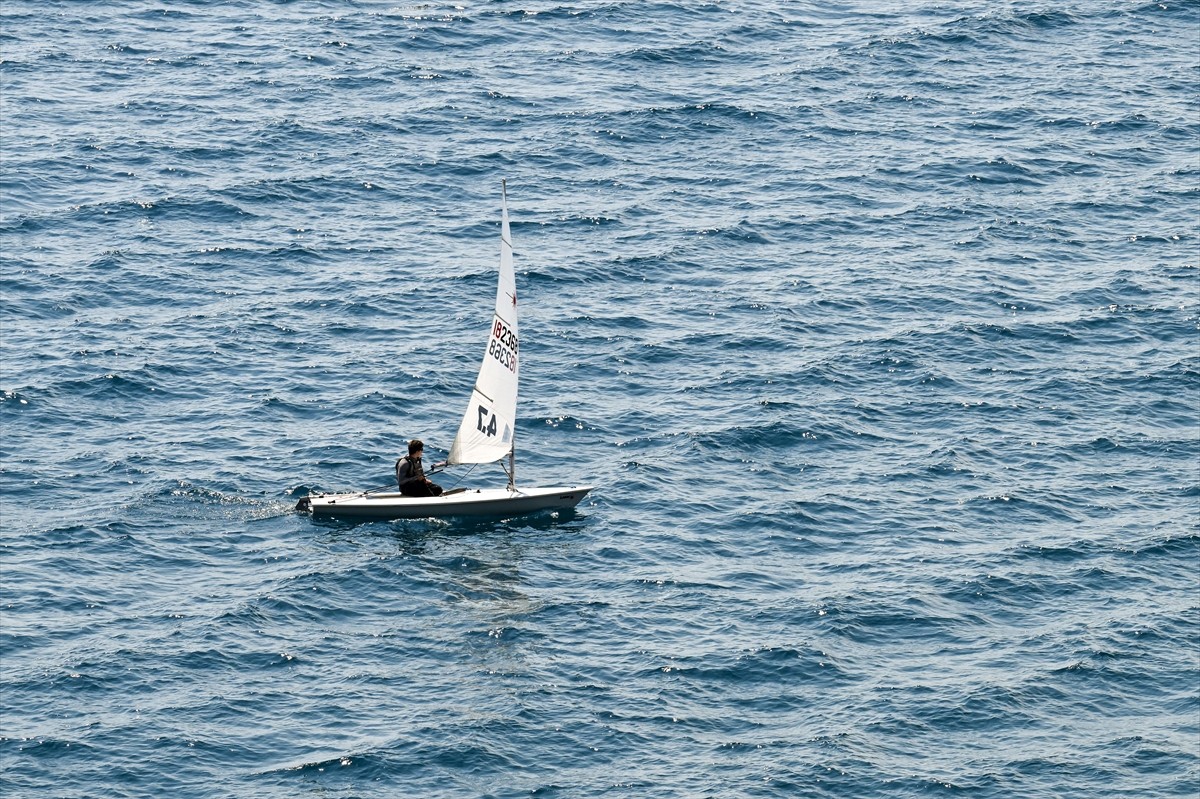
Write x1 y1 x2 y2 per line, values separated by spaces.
296 183 593 520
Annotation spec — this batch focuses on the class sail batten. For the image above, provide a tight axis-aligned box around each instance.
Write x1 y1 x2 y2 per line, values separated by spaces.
447 185 520 467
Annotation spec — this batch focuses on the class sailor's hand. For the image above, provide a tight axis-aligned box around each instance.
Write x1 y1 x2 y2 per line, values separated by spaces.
432 461 448 469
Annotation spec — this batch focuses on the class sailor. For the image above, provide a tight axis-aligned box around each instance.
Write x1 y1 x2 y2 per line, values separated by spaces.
396 439 444 497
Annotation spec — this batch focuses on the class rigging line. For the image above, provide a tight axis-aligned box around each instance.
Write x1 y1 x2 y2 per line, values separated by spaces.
445 463 476 491
500 457 519 493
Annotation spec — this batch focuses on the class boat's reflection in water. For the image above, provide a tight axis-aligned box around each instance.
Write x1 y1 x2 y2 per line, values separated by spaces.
306 504 584 534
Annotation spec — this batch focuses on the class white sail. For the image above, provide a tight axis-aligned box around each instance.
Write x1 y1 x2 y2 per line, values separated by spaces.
448 183 520 466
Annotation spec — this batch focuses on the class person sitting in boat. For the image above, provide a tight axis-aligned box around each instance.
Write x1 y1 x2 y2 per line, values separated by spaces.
396 439 444 497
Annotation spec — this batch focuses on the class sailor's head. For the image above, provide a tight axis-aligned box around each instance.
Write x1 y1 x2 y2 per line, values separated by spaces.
408 439 424 456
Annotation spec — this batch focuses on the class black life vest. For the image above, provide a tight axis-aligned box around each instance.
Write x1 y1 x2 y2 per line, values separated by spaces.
396 456 422 487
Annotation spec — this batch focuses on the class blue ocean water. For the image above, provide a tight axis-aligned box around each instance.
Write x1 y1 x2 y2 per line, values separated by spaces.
2 1 1198 796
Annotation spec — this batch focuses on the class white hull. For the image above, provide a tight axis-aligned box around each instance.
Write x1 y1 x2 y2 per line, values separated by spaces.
298 486 593 520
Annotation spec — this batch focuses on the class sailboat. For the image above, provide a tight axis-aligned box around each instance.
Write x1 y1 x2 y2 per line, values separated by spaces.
296 183 593 520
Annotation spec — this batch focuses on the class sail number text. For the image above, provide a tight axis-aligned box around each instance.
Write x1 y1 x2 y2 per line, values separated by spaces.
476 404 499 437
488 317 519 373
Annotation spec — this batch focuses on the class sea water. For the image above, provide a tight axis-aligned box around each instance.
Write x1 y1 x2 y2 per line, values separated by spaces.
1 2 1197 797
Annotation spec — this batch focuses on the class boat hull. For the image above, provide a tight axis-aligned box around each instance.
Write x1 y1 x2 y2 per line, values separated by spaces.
297 486 593 520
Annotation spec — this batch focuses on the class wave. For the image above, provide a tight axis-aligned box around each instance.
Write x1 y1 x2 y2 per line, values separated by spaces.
657 644 851 687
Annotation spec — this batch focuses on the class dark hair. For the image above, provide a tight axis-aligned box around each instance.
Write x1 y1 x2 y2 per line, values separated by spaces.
408 439 424 455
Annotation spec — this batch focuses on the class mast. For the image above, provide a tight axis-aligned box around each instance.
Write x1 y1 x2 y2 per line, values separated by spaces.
504 180 516 493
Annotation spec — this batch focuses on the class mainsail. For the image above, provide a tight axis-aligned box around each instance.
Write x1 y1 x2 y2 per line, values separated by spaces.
448 183 520 469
